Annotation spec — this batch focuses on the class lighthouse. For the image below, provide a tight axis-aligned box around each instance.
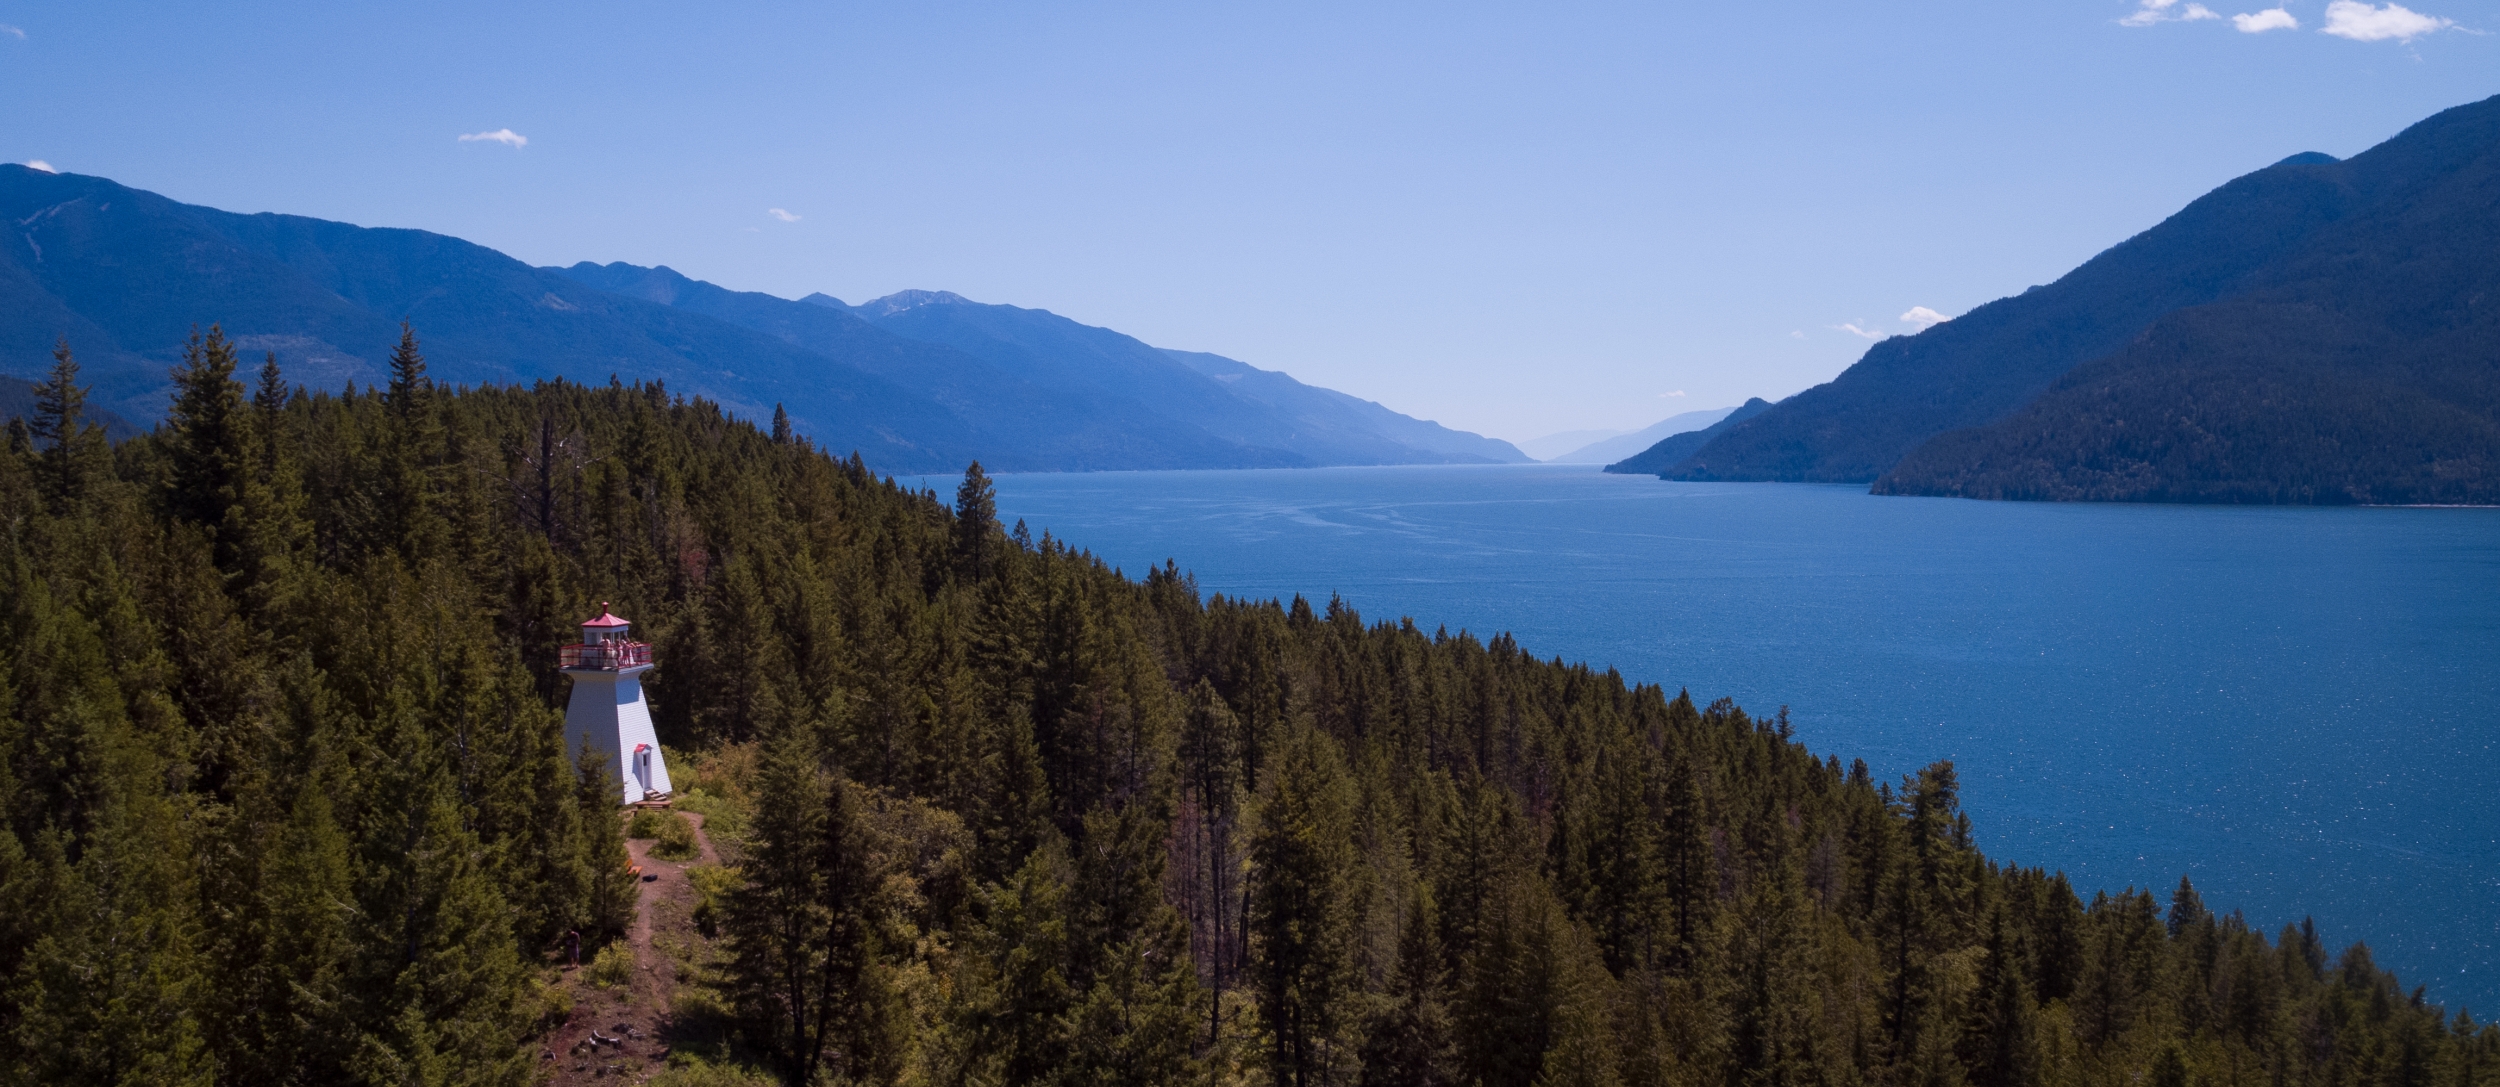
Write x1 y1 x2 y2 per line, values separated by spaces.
561 603 672 805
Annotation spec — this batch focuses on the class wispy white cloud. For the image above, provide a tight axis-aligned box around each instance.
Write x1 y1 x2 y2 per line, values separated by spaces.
2121 0 2222 26
1789 330 1806 340
24 160 54 173
2320 0 2454 39
767 208 801 222
1836 322 1885 340
2233 7 2300 30
0 24 25 39
458 128 528 148
1900 306 1952 331
1659 390 1687 398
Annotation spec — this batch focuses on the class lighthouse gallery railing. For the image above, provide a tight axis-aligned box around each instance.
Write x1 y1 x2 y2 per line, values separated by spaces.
559 641 652 670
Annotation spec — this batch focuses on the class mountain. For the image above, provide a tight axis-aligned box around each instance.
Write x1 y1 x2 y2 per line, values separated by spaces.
1667 146 2370 483
1872 102 2500 504
550 262 1285 471
1669 93 2500 503
1517 428 1626 460
1547 406 1736 464
0 164 978 470
785 286 1526 466
1603 398 1774 475
1161 349 1530 464
0 164 1521 473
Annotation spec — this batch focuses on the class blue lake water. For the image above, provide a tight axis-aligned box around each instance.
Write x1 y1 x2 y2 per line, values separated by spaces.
907 463 2500 1011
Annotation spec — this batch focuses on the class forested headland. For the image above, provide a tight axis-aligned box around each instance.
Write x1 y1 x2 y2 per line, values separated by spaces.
3 326 2492 1086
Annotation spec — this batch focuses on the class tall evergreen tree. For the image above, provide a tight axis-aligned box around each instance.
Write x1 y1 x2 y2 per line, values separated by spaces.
1179 677 1244 1038
1250 725 1363 1087
29 338 96 512
954 460 1000 583
723 736 887 1086
1360 886 1457 1087
165 326 253 552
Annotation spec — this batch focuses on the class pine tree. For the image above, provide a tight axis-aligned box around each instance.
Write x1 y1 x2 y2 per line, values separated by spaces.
578 750 637 938
1360 886 1457 1087
166 325 253 558
1179 678 1244 1037
387 321 430 420
723 735 886 1086
954 460 1000 583
380 322 446 560
2167 876 2207 939
1726 837 1820 1087
951 839 1076 1085
1960 907 2039 1087
1250 724 1363 1087
254 350 290 412
29 338 95 512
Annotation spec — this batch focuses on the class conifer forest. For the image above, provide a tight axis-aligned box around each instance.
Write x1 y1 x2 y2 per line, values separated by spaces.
3 327 2493 1086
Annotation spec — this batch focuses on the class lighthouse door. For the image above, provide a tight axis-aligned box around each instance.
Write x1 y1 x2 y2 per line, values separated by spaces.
633 745 652 795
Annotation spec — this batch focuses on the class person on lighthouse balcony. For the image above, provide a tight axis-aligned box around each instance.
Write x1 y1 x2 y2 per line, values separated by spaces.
560 603 673 805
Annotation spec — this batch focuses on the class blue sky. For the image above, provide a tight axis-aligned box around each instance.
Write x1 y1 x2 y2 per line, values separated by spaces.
2 1 2493 442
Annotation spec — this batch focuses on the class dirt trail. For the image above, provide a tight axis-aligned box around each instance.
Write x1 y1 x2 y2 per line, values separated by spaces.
540 809 721 1084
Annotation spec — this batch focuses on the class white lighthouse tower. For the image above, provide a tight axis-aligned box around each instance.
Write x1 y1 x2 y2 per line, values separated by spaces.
561 603 672 805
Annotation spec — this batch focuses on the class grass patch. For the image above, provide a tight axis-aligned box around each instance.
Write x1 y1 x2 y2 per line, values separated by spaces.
686 864 741 938
528 970 574 1032
587 941 634 989
625 807 669 839
644 1056 777 1087
672 787 747 844
651 810 702 860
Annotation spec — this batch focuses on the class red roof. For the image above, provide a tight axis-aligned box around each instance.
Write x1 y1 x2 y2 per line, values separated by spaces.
582 603 631 629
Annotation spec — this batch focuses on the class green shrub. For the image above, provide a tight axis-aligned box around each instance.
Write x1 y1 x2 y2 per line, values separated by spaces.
587 941 634 989
686 864 741 937
625 808 667 839
651 810 702 861
672 788 747 844
528 971 574 1032
644 1054 776 1087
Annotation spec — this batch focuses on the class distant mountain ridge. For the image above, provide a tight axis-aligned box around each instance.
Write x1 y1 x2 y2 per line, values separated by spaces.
0 164 1522 474
1603 399 1772 475
750 279 1524 467
1547 406 1735 464
1661 92 2500 505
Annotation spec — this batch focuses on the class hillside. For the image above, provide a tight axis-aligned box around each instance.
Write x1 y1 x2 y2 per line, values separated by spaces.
1603 397 1773 474
1875 101 2500 503
796 285 1525 466
3 353 2482 1083
551 262 1289 472
0 165 1518 472
1666 95 2500 490
1547 406 1734 464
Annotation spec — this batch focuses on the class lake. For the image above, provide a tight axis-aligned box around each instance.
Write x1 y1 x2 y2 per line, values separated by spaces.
906 463 2500 1011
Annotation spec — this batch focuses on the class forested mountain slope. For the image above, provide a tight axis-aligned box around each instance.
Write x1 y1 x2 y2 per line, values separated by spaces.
1674 93 2500 491
1874 100 2500 503
4 331 2490 1085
